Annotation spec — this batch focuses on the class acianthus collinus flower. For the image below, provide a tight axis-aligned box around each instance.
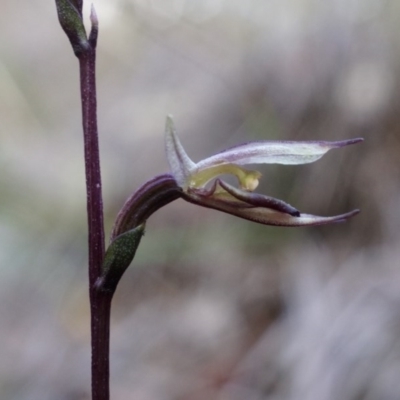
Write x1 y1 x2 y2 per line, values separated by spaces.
165 116 362 226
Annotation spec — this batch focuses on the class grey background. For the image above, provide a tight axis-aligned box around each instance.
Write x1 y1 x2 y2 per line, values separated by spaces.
1 0 400 399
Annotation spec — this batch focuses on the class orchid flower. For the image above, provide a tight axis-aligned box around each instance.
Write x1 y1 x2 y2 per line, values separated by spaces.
165 116 362 226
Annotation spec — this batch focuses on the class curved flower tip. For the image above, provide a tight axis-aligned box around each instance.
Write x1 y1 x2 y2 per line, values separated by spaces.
332 138 364 147
165 115 362 227
270 209 361 227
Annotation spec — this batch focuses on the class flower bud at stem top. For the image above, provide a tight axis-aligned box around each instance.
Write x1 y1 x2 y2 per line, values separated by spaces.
55 0 88 57
70 0 83 15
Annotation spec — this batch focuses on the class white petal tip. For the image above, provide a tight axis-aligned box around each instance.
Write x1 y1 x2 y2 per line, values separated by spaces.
296 209 360 226
164 115 196 186
90 4 98 27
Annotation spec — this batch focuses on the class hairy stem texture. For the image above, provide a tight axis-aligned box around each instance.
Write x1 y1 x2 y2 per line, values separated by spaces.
79 43 109 400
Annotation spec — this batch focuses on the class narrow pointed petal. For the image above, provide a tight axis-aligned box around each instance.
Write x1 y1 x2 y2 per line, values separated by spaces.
165 115 196 186
181 190 360 227
218 180 300 216
196 138 364 169
234 208 361 226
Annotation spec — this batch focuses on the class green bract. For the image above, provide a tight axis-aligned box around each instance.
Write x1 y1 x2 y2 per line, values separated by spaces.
55 0 88 56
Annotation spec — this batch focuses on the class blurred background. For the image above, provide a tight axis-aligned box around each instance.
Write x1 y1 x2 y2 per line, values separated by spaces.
1 0 400 399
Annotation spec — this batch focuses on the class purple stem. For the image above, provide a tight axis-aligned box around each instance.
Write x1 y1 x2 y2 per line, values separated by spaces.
78 27 110 400
110 174 181 241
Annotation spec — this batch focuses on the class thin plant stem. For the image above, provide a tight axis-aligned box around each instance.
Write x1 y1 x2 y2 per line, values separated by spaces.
78 25 110 400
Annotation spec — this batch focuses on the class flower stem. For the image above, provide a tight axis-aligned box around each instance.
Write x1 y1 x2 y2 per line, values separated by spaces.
110 174 181 241
79 31 110 400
